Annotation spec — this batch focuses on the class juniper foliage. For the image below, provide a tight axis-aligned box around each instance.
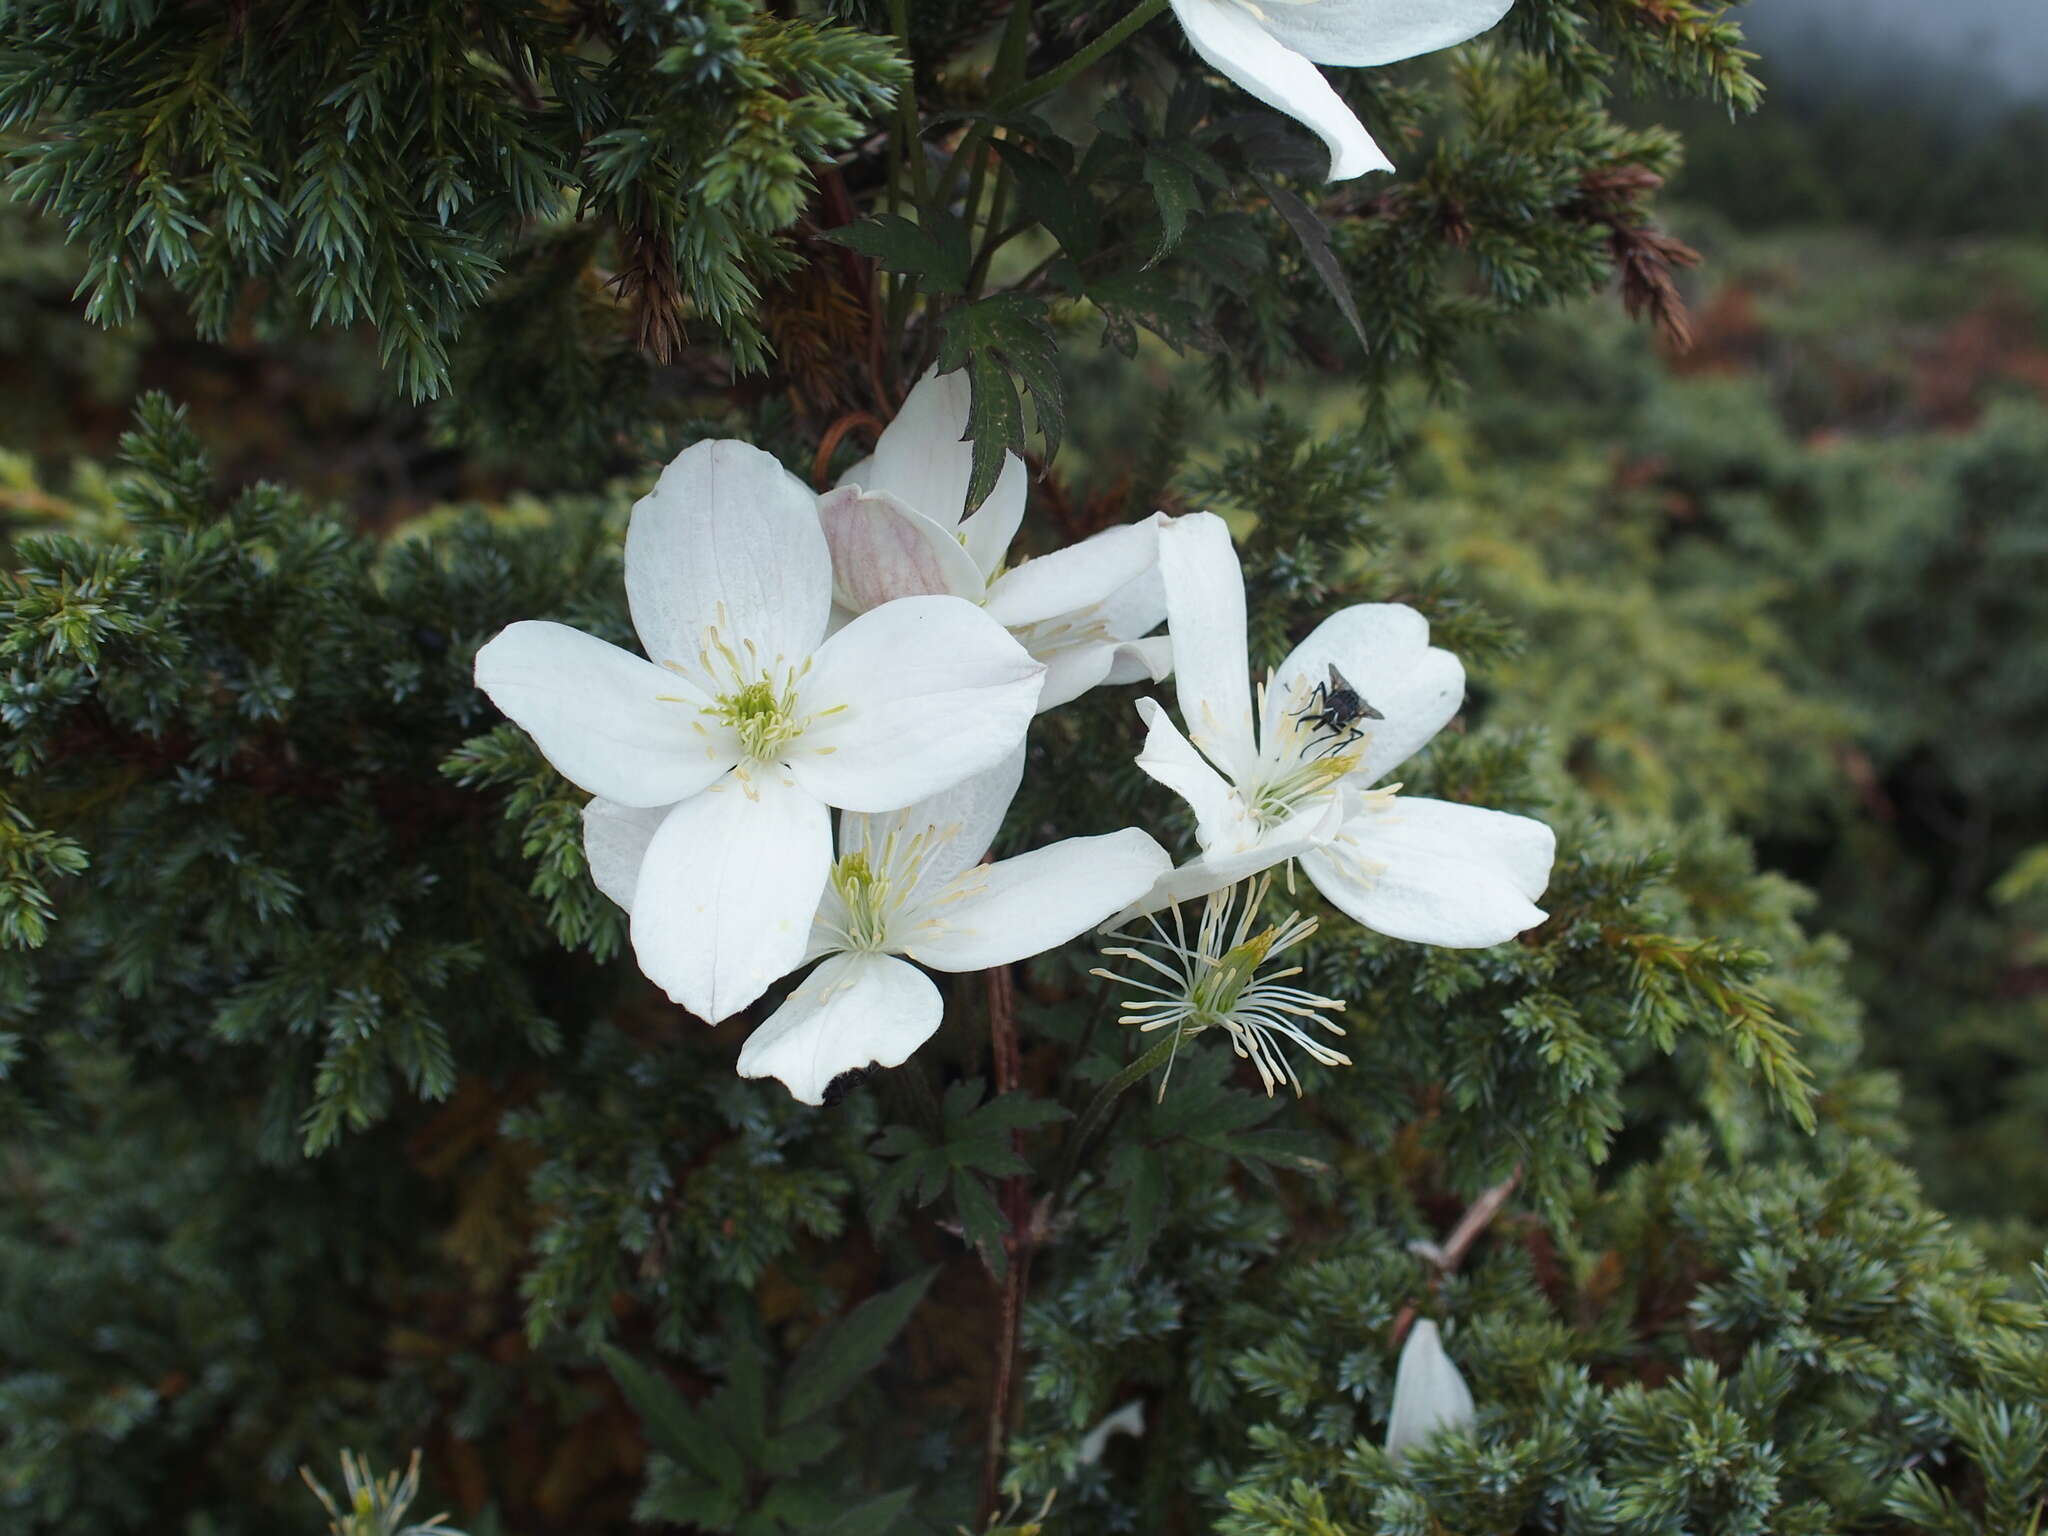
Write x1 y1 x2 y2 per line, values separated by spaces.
2 0 2043 1532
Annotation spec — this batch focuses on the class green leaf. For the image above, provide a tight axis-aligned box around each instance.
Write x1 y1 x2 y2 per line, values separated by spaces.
825 211 970 295
993 139 1099 259
1253 175 1368 350
1142 148 1200 263
780 1269 937 1426
599 1344 741 1491
815 1487 918 1536
937 294 1064 510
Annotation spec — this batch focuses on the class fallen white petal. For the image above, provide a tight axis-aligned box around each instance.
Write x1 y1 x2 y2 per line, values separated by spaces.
904 828 1173 972
474 620 737 807
626 439 831 672
818 486 986 614
629 771 832 1023
1077 1400 1147 1466
1302 796 1553 947
581 797 671 913
791 596 1043 812
736 952 944 1105
1168 0 1394 181
1386 1319 1476 1462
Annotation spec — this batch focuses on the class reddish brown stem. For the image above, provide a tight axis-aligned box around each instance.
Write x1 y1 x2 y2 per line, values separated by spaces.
978 964 1030 1526
1391 1163 1524 1346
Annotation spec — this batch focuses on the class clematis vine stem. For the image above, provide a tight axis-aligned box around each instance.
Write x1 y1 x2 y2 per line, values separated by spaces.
1052 1032 1178 1195
988 0 1171 114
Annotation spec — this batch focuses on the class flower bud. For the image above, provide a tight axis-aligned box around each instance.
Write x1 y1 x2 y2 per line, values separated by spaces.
1385 1319 1476 1462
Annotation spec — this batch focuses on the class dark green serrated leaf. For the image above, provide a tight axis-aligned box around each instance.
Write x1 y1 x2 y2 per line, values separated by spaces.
780 1268 937 1426
937 295 1062 509
599 1344 741 1491
1254 175 1368 350
825 212 970 294
993 139 1099 260
816 1486 918 1536
1143 149 1199 263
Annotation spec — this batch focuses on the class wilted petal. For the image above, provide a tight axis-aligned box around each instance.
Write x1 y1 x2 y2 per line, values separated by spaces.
737 952 944 1105
1158 512 1260 783
474 620 737 807
582 797 670 912
903 828 1173 971
842 743 1028 906
626 439 831 670
1271 603 1465 786
629 771 833 1022
1259 0 1511 67
958 452 1029 578
1167 0 1394 181
818 485 986 615
1386 1320 1476 1462
791 596 1044 812
867 367 978 528
1303 796 1552 947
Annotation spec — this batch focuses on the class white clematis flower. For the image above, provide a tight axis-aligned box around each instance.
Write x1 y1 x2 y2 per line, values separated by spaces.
1168 0 1515 181
1111 511 1554 947
474 439 1045 1025
819 367 1174 711
730 752 1171 1103
1385 1319 1476 1461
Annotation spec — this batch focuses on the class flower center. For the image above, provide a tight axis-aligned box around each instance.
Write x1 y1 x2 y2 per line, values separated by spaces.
712 676 804 762
1189 927 1275 1022
823 822 958 954
1011 609 1115 661
1245 671 1370 826
660 602 831 768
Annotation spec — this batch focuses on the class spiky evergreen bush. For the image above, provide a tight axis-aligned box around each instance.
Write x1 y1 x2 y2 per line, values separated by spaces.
2 1 2041 1532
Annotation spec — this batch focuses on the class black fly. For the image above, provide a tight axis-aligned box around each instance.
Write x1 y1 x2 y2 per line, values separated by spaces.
1292 664 1382 758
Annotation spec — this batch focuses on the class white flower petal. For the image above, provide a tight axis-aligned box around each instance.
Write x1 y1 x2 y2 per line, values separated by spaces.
904 829 1173 971
958 452 1029 578
817 486 986 613
1036 645 1120 713
736 952 944 1105
1270 604 1465 785
1158 512 1261 784
581 797 670 913
1134 696 1242 849
1386 1320 1476 1462
1167 0 1394 181
629 772 832 1022
1104 794 1345 928
839 742 1027 906
474 620 737 807
790 597 1044 812
1303 796 1553 948
626 439 831 670
983 517 1164 630
867 367 978 528
1104 635 1175 686
1257 0 1512 67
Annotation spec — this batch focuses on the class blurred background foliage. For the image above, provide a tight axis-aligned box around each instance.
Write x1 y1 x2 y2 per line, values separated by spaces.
3 0 2048 1531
